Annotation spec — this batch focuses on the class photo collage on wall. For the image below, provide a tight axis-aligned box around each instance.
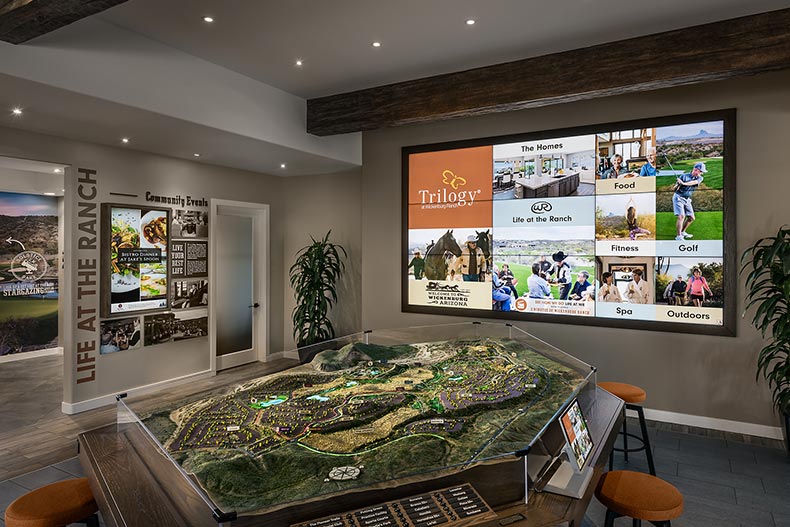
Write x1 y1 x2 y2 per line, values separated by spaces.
170 208 209 311
406 117 726 327
100 202 210 353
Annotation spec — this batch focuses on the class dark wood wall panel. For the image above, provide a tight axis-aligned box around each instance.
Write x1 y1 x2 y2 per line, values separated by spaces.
0 0 127 44
307 8 790 136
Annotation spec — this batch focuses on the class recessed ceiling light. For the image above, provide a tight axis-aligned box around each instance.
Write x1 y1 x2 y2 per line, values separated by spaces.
11 107 23 116
203 16 214 23
280 163 287 169
372 41 381 48
466 19 476 25
295 59 303 67
193 153 201 157
43 192 56 196
121 138 130 144
53 168 62 173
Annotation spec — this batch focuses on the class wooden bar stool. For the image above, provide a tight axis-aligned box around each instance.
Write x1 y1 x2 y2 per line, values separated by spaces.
4 477 99 527
599 381 656 475
595 470 683 526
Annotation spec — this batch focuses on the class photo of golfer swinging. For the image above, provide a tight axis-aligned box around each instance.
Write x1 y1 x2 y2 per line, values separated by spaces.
654 121 725 241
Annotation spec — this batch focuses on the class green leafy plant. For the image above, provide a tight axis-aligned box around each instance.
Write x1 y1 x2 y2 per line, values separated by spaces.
289 231 346 348
741 226 790 414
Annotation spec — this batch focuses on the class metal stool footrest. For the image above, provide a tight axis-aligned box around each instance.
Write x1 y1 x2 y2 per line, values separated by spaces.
608 403 656 476
613 432 649 454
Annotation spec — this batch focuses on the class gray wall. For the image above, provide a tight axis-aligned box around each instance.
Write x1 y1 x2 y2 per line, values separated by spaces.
282 168 363 349
0 126 362 405
360 70 790 428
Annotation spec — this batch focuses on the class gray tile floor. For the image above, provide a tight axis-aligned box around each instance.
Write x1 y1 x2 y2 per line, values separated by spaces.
0 420 786 527
0 457 104 527
582 420 790 527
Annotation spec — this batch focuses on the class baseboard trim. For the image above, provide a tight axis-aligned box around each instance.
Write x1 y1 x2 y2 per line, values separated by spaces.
269 349 300 361
0 346 63 363
61 369 216 415
629 407 784 440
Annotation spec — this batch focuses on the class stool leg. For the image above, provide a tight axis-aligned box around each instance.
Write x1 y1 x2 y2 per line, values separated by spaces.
635 405 656 476
633 519 642 527
604 509 618 527
609 449 614 472
82 514 100 527
622 407 629 463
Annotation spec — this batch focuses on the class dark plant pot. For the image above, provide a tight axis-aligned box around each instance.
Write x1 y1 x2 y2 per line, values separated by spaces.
783 408 790 457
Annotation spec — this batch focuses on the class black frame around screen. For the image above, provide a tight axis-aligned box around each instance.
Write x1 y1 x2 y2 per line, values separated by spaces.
100 203 172 318
401 109 737 336
558 398 594 471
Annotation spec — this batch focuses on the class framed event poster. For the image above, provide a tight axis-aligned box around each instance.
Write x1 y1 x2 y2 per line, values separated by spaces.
101 204 171 317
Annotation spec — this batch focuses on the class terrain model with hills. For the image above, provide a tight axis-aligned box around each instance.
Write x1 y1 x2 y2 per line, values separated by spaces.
142 337 586 514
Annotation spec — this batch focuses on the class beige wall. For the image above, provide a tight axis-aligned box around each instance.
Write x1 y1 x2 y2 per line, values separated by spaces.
360 70 790 428
0 126 362 406
281 168 363 349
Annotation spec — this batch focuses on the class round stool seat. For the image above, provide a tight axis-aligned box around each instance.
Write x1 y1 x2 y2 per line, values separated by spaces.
595 470 683 522
4 477 98 527
599 381 646 403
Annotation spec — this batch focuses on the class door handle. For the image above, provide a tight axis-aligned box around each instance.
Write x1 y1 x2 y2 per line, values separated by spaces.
249 303 260 308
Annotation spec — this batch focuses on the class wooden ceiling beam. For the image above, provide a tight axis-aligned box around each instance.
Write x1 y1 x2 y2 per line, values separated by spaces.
0 0 127 44
307 8 790 136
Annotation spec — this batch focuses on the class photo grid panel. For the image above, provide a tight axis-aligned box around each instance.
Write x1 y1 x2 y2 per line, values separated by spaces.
593 121 725 325
652 120 725 324
405 117 726 327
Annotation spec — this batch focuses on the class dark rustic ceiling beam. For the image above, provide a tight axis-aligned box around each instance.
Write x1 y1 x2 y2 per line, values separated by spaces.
0 0 127 44
307 8 790 136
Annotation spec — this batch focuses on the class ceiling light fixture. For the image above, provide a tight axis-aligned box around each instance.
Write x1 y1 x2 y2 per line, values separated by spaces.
193 153 201 157
44 192 56 196
53 168 63 173
280 163 287 169
11 107 23 116
372 41 381 48
203 16 214 23
121 138 130 144
466 19 476 25
295 59 303 67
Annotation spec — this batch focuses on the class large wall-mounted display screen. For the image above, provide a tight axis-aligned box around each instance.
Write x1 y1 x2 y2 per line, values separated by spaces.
403 110 735 335
102 204 170 316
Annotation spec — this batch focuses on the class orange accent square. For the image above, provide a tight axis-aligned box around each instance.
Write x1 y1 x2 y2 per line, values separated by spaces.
408 146 493 229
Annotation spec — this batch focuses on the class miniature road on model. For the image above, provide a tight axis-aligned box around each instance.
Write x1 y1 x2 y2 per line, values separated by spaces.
143 337 585 514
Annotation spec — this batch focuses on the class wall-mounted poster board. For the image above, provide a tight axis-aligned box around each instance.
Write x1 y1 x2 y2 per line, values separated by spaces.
402 110 736 336
0 191 59 355
101 204 170 317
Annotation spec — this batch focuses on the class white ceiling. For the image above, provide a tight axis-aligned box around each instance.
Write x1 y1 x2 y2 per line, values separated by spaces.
100 0 790 99
1 1 788 177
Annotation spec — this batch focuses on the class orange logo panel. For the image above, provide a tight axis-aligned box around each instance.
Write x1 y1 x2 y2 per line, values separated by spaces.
409 146 493 229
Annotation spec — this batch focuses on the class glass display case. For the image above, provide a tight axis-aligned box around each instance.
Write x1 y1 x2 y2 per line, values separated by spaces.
109 322 605 526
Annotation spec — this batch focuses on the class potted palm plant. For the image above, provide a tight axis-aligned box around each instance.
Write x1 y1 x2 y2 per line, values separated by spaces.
741 225 790 455
289 231 347 349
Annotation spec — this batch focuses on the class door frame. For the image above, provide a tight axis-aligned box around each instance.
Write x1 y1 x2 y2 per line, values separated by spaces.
209 199 270 372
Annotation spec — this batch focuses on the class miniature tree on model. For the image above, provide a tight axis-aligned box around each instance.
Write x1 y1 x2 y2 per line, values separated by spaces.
289 231 346 347
741 225 790 455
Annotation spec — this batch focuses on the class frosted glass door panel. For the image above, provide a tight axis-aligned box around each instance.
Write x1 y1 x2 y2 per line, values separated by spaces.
216 214 253 356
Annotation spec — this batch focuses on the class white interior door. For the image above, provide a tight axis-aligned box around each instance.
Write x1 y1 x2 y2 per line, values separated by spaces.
210 200 269 371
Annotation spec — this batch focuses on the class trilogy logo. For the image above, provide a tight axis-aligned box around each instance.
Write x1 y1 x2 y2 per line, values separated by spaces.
442 169 466 190
531 201 552 214
417 168 481 207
